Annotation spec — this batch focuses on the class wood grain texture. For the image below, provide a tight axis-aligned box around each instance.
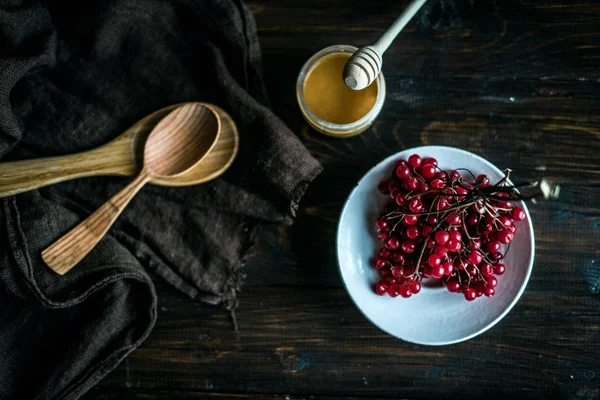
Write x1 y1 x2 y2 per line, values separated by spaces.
89 1 600 399
83 387 405 400
90 282 599 400
42 104 221 275
42 170 152 274
85 388 398 400
144 104 220 177
0 103 239 197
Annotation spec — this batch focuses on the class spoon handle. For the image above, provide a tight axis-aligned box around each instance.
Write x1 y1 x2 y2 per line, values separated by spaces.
42 170 151 275
373 0 428 54
0 140 136 198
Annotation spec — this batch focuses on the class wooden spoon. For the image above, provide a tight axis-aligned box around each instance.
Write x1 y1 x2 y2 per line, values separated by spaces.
42 103 220 275
0 103 238 197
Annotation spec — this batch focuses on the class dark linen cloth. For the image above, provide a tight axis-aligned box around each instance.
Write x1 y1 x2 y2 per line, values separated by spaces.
0 0 322 399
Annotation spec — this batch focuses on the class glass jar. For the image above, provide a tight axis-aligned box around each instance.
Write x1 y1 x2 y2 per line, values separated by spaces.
296 44 386 138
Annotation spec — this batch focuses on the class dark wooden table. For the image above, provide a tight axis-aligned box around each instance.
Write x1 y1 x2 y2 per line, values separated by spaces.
86 1 600 399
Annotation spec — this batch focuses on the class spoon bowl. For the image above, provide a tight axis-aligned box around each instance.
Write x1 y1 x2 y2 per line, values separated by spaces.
144 104 220 177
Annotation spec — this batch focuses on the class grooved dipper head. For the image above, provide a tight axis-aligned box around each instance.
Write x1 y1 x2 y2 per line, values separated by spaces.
342 46 382 90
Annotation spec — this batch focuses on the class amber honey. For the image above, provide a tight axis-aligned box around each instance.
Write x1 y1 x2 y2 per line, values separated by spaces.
303 52 378 125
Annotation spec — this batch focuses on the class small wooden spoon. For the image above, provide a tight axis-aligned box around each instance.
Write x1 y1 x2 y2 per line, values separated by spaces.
42 103 220 275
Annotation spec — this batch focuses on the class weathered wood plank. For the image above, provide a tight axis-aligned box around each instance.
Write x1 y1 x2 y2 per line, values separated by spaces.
95 284 599 399
84 388 408 400
250 0 600 80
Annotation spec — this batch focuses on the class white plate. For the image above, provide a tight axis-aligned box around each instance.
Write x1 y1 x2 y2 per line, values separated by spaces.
336 146 535 345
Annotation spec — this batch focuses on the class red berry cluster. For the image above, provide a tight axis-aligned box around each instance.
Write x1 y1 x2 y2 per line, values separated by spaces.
373 154 526 301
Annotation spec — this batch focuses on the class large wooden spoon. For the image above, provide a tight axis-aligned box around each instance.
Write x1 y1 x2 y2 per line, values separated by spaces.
0 103 238 197
42 103 220 275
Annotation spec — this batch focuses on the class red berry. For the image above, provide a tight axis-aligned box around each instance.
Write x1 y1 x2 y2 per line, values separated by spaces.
375 281 388 295
422 157 438 166
388 180 401 190
442 261 454 275
403 215 419 225
403 177 419 191
450 231 462 242
466 265 477 277
447 239 462 252
446 279 460 292
406 226 420 239
396 165 411 180
476 174 490 188
451 214 462 225
512 207 526 221
435 231 450 245
395 159 408 168
430 264 445 279
499 215 513 228
377 231 389 242
470 238 482 250
481 263 494 277
390 188 401 200
455 186 468 201
429 179 444 190
391 264 404 278
410 281 421 294
434 245 449 257
484 287 495 297
375 258 387 270
392 252 405 263
421 225 433 237
428 254 442 267
486 240 500 253
379 248 391 258
449 170 460 181
398 285 412 298
455 258 468 270
378 180 391 194
387 284 399 297
490 252 504 262
426 215 438 225
466 214 479 226
496 230 514 244
494 263 506 275
468 251 483 265
395 193 408 206
434 172 446 180
408 154 422 168
409 198 423 213
420 164 436 180
417 182 429 193
435 198 449 211
401 240 416 254
486 276 498 288
386 237 401 250
376 219 388 230
463 287 477 301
